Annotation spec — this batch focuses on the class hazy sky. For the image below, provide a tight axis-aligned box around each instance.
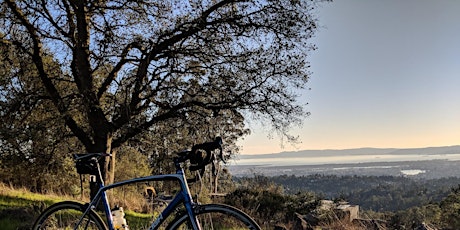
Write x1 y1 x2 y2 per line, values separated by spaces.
239 0 460 154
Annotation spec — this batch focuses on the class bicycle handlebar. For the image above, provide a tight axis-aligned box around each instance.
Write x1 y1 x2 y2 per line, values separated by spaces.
190 136 224 169
175 137 225 183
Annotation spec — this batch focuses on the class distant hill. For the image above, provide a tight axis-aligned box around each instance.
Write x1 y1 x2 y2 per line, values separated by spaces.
240 145 460 159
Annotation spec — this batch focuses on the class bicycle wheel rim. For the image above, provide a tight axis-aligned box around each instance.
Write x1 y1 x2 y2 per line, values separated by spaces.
32 201 107 230
167 204 261 230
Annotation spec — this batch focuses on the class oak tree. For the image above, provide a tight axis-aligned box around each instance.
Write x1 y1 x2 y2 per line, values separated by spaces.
1 0 319 182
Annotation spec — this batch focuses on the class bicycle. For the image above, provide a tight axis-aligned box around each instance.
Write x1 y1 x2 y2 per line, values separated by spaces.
32 137 261 230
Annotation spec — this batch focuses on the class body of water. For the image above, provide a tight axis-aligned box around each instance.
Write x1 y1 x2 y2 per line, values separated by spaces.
232 153 460 166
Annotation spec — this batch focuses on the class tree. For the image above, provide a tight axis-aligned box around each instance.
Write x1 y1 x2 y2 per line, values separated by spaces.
440 186 460 229
0 28 83 192
1 0 319 183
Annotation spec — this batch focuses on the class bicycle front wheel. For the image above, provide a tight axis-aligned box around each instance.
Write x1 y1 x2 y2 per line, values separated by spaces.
167 203 261 230
32 201 107 230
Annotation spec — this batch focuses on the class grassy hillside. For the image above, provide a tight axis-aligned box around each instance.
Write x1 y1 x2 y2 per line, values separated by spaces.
0 183 161 230
0 183 64 230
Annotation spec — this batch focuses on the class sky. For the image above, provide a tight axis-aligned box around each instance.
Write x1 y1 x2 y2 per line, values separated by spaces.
239 0 460 155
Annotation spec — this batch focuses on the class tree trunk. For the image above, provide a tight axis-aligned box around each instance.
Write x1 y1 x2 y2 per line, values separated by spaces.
103 135 116 186
89 132 115 206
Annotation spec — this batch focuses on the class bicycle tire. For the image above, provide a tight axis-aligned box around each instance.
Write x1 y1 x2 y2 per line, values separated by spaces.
32 201 108 230
167 203 261 230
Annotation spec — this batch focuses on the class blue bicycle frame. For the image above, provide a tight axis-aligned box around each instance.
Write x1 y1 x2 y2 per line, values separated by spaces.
76 165 201 230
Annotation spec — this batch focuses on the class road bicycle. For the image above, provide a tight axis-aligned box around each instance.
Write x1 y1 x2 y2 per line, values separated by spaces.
32 137 261 230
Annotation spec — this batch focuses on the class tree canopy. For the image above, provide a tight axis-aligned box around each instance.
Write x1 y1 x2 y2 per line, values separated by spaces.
1 0 320 180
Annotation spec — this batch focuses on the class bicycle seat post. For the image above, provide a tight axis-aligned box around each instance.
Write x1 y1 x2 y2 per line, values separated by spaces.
95 158 105 185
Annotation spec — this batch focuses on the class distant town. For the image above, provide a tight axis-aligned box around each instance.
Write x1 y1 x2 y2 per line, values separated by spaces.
230 145 460 179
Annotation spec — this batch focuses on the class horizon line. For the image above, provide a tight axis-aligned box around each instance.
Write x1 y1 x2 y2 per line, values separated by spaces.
240 144 460 156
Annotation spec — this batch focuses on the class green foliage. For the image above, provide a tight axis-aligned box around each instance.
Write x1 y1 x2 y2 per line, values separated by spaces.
0 30 86 194
114 147 151 181
231 174 460 229
0 183 64 229
389 204 442 229
225 175 319 227
0 146 82 194
267 174 460 211
439 185 460 229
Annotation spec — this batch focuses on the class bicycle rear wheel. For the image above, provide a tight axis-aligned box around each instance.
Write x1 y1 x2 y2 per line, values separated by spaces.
167 203 261 230
32 201 107 230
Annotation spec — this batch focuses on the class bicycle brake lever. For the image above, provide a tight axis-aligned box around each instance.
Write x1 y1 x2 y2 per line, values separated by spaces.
217 148 226 164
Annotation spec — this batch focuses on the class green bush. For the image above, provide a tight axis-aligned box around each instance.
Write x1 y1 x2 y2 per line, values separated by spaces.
225 176 319 228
